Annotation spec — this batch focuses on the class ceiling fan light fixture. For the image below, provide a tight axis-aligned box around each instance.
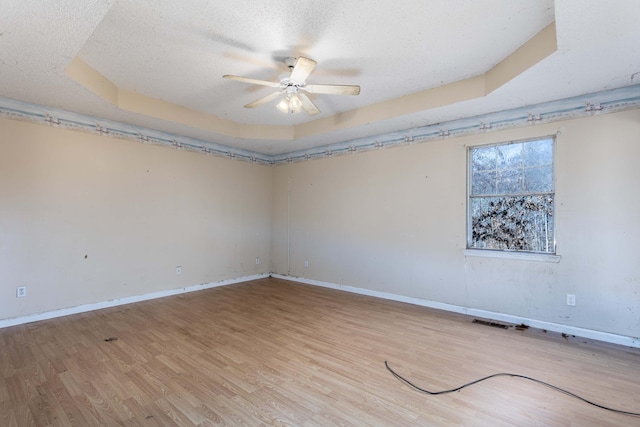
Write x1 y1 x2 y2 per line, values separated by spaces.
276 97 290 113
289 93 302 112
276 93 304 114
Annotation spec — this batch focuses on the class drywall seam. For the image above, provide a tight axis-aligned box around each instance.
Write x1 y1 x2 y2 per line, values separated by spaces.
272 274 640 349
0 274 269 329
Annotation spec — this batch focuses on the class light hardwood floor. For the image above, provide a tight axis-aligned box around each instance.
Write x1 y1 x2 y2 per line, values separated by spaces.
1 277 639 426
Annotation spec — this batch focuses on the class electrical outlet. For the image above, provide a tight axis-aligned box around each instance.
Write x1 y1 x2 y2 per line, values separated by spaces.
256 257 260 265
304 260 309 268
566 294 576 306
16 286 27 298
175 266 182 276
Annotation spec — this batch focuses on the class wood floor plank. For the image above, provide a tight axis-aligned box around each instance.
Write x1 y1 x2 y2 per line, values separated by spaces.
1 277 639 426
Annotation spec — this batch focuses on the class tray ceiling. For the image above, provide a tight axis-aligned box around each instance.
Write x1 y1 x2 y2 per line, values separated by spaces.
1 1 639 156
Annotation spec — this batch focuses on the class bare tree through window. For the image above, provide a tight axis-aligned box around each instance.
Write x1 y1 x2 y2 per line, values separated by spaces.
468 138 555 253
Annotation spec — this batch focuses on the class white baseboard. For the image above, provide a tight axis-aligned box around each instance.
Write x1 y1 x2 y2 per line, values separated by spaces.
272 274 640 349
7 272 638 349
0 273 269 329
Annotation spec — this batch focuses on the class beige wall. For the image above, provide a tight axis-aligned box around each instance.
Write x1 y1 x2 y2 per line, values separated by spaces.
3 109 640 339
272 109 640 338
0 119 272 320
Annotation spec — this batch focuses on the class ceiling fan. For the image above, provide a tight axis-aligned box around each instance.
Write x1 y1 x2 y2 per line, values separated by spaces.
223 57 360 116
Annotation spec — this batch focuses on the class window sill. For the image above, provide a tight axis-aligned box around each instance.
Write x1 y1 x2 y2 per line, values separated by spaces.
463 249 562 263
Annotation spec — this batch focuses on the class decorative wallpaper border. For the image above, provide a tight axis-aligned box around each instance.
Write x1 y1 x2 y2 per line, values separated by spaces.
1 84 640 165
0 98 273 164
273 84 640 165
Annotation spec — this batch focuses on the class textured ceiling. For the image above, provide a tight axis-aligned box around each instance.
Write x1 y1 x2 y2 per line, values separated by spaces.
1 1 639 156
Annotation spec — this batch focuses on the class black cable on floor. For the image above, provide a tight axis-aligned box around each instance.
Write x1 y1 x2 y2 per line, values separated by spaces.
385 360 640 417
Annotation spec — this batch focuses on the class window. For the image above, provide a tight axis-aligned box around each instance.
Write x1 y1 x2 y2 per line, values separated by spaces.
468 137 555 253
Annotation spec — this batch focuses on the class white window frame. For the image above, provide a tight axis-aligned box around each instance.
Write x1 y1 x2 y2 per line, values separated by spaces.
466 136 558 260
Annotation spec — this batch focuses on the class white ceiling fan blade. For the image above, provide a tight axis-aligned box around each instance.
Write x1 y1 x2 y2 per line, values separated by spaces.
289 57 317 83
244 91 284 108
297 92 321 116
304 84 361 95
223 74 281 88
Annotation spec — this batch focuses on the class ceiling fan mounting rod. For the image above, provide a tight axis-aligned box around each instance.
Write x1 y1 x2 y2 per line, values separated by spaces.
284 57 297 68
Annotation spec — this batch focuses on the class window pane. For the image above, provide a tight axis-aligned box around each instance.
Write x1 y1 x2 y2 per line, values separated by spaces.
524 138 552 166
497 143 522 169
468 137 555 253
470 195 554 252
497 168 523 194
472 146 496 171
472 170 496 195
524 165 553 193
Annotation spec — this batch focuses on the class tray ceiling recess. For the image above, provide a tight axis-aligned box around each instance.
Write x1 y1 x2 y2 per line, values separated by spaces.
64 23 557 141
1 1 640 157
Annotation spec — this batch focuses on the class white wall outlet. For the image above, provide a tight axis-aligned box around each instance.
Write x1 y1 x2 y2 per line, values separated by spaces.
175 266 182 275
304 260 309 268
566 294 576 306
16 286 27 298
256 257 260 265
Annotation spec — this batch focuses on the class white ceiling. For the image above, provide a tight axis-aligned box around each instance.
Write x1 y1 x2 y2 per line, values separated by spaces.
1 0 639 156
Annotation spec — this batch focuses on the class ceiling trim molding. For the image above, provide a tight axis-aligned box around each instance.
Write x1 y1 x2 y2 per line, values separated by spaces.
1 84 639 166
